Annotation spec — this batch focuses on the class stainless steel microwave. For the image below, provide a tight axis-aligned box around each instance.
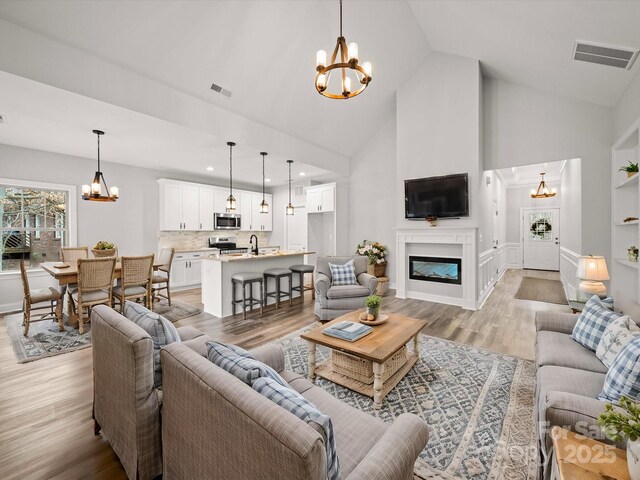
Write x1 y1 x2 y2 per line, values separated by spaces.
214 212 241 230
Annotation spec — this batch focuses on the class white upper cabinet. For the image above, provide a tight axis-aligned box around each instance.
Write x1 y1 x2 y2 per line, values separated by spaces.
214 189 228 214
181 185 199 230
306 184 335 213
240 191 253 231
251 192 272 231
162 182 183 230
198 187 215 230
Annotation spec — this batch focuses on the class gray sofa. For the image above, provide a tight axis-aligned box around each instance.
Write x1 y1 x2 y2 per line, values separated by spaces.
161 341 429 480
314 256 378 320
535 310 624 479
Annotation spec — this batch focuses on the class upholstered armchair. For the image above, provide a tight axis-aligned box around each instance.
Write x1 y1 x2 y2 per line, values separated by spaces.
314 256 378 320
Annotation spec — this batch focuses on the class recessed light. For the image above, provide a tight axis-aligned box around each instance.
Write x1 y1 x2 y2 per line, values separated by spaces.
206 166 214 171
299 172 306 176
265 178 271 182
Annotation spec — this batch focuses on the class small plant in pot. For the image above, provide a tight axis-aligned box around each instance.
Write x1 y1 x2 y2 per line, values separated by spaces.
620 161 639 178
359 295 382 323
92 240 117 258
356 240 387 277
629 246 639 262
598 396 640 480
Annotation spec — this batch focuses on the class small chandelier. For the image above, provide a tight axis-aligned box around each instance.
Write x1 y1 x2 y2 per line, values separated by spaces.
530 173 557 199
286 160 294 215
82 130 118 202
315 0 372 99
259 151 269 214
226 141 236 211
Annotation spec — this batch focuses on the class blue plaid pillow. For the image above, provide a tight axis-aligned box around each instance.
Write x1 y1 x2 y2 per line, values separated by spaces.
571 295 620 351
206 341 288 388
253 377 341 480
329 259 358 286
599 336 640 402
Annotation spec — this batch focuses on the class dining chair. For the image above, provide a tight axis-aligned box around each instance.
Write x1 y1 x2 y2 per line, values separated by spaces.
19 260 64 336
152 247 175 306
73 257 117 334
112 255 154 313
60 246 89 314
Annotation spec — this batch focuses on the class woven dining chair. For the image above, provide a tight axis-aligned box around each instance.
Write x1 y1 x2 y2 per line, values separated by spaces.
19 260 64 336
152 247 175 306
60 246 89 312
73 257 117 334
112 255 154 313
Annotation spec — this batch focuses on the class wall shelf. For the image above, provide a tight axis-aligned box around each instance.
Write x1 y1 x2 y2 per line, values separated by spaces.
616 220 640 226
615 173 639 189
616 258 640 269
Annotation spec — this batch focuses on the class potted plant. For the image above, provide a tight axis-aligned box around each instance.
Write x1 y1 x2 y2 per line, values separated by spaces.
620 161 639 178
629 246 639 262
92 240 117 258
356 240 387 277
598 396 640 480
364 295 382 321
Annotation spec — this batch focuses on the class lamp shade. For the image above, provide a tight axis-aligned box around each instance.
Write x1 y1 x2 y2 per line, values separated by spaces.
576 256 609 281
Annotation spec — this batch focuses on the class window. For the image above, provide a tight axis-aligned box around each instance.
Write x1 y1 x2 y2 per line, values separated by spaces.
0 180 75 272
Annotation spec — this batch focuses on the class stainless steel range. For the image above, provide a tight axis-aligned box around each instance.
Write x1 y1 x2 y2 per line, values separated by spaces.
208 236 249 255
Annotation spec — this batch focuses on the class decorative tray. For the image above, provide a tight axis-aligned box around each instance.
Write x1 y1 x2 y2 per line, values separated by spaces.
359 314 389 326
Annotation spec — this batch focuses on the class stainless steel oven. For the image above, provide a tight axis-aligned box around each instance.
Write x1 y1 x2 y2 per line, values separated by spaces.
214 212 241 230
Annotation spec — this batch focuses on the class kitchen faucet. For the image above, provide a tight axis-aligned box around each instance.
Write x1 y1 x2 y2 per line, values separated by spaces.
249 234 259 255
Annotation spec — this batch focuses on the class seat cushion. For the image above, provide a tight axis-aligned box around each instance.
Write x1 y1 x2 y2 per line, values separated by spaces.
151 275 168 284
596 316 640 368
536 331 608 374
572 295 620 351
264 268 291 276
599 337 640 402
329 259 358 286
113 285 147 297
175 326 205 342
290 264 314 273
253 377 340 480
232 272 263 282
72 289 109 303
327 284 370 299
29 286 62 303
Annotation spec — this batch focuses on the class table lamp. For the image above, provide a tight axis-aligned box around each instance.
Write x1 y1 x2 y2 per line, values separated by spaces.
576 255 609 300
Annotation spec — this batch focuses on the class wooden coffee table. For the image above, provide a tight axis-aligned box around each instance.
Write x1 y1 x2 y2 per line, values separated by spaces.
301 310 427 409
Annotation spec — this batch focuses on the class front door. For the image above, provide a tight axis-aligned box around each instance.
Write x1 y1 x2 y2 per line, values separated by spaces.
522 208 560 270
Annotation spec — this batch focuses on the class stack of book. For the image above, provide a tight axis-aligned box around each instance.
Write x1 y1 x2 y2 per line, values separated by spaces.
322 321 372 342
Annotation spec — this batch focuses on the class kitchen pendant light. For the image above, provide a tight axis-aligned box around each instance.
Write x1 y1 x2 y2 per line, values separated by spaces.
226 141 236 211
259 152 269 214
314 0 372 99
286 160 294 215
82 130 118 202
530 172 557 199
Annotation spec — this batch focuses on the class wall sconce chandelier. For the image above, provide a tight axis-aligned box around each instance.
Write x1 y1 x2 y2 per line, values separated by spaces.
259 151 269 214
530 173 557 199
286 160 294 215
315 0 372 99
82 130 118 202
226 141 236 212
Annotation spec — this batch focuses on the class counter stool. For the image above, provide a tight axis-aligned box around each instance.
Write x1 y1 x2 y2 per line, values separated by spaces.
290 264 315 302
263 268 292 310
231 273 264 319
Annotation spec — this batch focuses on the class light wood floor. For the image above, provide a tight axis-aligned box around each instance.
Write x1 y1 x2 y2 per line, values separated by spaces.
0 268 567 480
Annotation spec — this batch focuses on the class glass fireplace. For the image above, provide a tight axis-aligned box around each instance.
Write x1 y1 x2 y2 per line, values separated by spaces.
408 256 462 285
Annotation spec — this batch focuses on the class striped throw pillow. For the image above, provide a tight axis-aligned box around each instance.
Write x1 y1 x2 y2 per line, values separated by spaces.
123 301 181 388
253 377 341 480
571 295 620 351
206 341 288 388
599 336 640 402
329 259 358 286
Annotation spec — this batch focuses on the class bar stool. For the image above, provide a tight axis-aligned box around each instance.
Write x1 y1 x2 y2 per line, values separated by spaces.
231 273 264 319
263 268 292 309
290 264 315 302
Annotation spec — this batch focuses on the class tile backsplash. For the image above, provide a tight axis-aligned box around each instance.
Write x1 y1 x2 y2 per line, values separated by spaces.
158 230 272 251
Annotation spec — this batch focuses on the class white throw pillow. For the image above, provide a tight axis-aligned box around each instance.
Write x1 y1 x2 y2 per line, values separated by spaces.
596 315 640 368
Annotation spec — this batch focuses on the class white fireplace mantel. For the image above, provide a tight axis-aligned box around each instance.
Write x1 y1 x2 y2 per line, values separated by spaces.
396 227 478 310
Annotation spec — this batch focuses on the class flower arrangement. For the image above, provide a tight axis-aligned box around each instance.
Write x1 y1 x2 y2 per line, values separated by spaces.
356 240 387 265
629 246 639 262
598 396 640 443
359 295 382 321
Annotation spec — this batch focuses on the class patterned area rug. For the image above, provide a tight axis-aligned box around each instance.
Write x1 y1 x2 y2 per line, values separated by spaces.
277 330 537 480
4 300 202 363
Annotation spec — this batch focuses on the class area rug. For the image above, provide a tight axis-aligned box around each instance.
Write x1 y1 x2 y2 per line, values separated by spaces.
276 329 537 480
152 300 202 322
514 277 567 305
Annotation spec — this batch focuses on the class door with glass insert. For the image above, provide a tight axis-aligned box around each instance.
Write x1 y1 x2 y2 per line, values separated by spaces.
522 208 560 270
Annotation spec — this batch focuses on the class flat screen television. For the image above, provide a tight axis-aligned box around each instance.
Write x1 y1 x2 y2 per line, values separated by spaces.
405 173 469 219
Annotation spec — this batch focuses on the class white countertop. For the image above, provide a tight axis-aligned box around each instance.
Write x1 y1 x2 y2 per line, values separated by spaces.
205 251 314 262
173 245 281 254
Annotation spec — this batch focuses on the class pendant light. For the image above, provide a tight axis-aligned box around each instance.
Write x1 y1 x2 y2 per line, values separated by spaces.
259 152 269 214
81 130 119 202
314 0 372 99
530 172 557 199
226 141 236 211
286 160 295 215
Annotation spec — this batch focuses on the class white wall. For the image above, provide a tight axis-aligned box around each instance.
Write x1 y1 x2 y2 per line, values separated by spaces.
269 181 309 251
559 158 582 300
614 69 640 141
349 115 397 284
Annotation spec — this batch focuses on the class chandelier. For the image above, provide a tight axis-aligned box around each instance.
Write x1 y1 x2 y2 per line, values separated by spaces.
286 160 294 215
259 151 269 214
315 0 372 99
82 130 118 202
530 173 557 199
226 141 236 211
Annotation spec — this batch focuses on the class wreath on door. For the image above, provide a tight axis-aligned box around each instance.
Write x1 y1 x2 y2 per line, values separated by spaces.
530 219 552 239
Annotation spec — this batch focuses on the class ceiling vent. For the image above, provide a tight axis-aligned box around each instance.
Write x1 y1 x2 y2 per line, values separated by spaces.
210 83 232 98
573 41 639 70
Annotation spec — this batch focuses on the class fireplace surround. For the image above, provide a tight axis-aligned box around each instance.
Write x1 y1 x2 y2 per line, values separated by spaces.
409 256 462 285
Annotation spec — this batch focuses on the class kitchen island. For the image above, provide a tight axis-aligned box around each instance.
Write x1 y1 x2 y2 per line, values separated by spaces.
202 251 314 318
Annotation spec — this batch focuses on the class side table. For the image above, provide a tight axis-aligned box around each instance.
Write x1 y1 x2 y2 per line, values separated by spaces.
568 300 586 314
551 426 629 479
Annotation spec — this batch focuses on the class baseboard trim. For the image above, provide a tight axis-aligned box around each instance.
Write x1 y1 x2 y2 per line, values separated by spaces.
406 290 476 310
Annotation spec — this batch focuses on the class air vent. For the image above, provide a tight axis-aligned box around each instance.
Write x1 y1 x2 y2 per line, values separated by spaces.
294 186 305 196
210 83 232 97
573 41 639 70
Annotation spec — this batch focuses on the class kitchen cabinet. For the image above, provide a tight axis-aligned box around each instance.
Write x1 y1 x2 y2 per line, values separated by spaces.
170 251 204 288
239 191 273 231
159 180 199 230
214 189 229 214
239 192 253 231
306 184 335 213
198 187 215 230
